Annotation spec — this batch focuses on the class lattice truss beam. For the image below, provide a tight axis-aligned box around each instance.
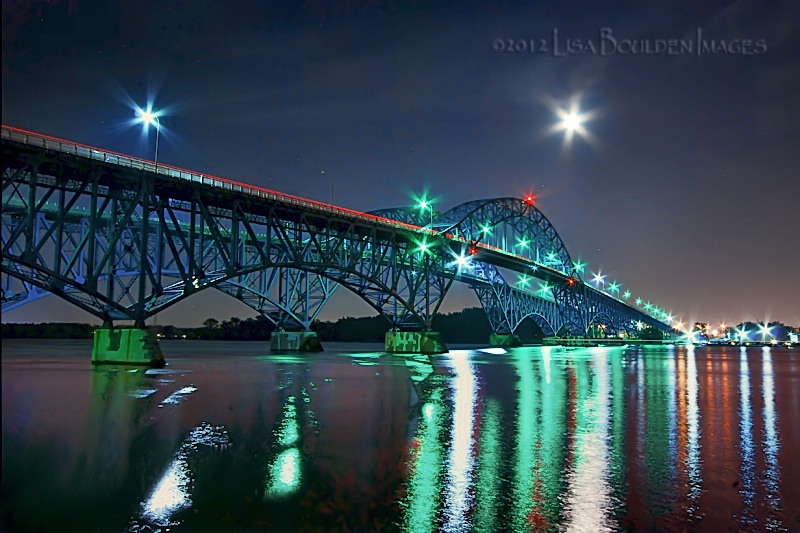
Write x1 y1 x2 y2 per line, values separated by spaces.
2 155 457 329
371 199 670 337
2 139 672 336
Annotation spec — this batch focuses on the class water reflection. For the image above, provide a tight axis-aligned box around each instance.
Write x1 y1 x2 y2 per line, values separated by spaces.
264 396 302 499
473 398 501 532
139 422 230 527
761 348 782 530
510 348 568 531
685 347 702 512
442 352 477 532
512 351 541 531
738 348 756 526
402 388 445 532
2 342 796 531
643 348 678 516
562 349 613 532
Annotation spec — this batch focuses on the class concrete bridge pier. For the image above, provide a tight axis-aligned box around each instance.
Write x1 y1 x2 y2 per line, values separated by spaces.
270 331 324 352
489 333 523 347
385 331 448 354
91 327 166 367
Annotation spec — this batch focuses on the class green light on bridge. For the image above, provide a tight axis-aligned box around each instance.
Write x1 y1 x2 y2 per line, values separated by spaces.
635 298 643 306
623 290 631 299
572 260 585 273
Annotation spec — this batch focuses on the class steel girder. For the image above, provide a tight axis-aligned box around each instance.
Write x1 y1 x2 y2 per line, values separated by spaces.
2 128 674 337
0 196 337 329
437 197 578 278
468 266 562 337
373 199 585 335
216 268 336 330
370 205 566 336
1 145 456 330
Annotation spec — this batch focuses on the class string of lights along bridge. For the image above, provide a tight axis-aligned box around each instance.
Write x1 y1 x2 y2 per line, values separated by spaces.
2 124 683 366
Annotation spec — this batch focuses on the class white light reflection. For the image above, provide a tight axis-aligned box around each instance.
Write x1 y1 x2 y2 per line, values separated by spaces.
442 352 477 532
142 457 191 525
738 348 756 526
140 423 230 526
479 347 507 355
562 349 613 532
685 347 702 507
542 346 552 384
160 385 198 405
761 348 782 529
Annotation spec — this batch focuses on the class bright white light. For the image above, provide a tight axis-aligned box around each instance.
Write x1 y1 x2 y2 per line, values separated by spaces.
136 107 160 128
592 272 605 286
563 112 582 131
545 96 597 150
142 459 191 525
454 254 471 270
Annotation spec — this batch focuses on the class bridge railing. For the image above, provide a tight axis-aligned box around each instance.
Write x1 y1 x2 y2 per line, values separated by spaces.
2 125 441 239
3 125 565 268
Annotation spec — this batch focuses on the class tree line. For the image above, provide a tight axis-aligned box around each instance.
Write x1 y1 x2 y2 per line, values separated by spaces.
1 307 531 344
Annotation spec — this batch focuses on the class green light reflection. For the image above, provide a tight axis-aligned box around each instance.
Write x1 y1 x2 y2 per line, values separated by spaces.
265 448 301 499
265 395 303 500
473 399 501 532
402 389 445 532
510 349 568 530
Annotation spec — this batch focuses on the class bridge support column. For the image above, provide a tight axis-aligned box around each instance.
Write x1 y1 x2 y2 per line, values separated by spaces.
92 328 165 367
489 333 523 347
385 331 448 355
270 331 323 353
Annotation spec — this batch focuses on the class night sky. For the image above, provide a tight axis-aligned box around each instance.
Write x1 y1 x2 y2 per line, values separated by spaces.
2 0 799 328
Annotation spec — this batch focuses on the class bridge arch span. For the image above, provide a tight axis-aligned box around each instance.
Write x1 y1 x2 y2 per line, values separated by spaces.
440 197 578 278
512 311 556 338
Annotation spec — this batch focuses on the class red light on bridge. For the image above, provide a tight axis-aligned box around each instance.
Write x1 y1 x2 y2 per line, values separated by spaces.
468 242 478 255
523 193 536 206
567 277 576 286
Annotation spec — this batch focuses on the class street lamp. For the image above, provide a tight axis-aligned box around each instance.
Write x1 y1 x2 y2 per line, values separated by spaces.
136 107 161 171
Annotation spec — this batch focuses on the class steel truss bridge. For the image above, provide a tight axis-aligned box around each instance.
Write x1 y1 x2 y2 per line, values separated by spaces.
2 125 672 342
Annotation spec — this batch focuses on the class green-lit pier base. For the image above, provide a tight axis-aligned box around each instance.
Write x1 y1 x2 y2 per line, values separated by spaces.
489 333 523 347
92 328 165 367
270 331 323 352
385 331 448 354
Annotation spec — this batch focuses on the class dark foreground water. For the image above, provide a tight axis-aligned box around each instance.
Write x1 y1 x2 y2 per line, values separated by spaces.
2 340 799 532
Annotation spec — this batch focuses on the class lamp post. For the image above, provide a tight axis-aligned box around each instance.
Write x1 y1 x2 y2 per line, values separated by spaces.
136 108 161 171
135 106 161 328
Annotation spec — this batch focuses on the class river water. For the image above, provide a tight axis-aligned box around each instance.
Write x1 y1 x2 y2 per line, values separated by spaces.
2 340 799 532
